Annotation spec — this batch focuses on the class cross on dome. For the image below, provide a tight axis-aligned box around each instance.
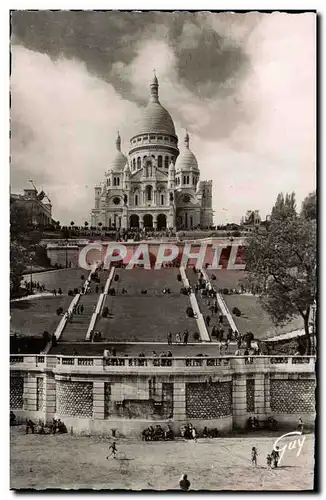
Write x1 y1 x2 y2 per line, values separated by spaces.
150 71 159 102
116 131 121 151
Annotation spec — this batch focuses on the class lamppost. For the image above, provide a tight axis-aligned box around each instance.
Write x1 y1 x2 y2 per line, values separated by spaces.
65 238 68 269
311 301 316 354
30 256 33 293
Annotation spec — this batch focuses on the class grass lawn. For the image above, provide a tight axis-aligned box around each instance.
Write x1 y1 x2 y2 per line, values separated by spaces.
223 295 303 340
95 268 196 342
10 296 71 337
10 427 314 490
21 269 88 294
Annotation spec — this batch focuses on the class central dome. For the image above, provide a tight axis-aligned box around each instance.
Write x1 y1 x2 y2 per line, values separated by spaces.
132 75 176 137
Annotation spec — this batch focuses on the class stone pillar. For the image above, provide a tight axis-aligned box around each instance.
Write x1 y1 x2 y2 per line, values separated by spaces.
23 374 37 411
264 373 271 416
139 216 144 229
93 381 105 420
43 357 57 424
173 382 186 421
153 215 157 230
232 374 247 428
254 373 266 419
121 206 128 231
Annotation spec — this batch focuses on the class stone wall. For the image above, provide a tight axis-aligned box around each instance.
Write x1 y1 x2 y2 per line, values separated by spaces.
186 382 232 419
246 378 255 414
36 377 44 411
10 375 24 410
56 381 93 417
270 379 315 414
10 355 316 436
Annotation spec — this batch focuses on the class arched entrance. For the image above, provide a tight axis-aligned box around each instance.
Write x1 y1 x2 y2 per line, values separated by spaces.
143 214 153 229
157 213 167 230
129 214 139 228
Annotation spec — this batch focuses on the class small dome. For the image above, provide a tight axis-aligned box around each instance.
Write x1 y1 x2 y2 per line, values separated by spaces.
132 75 176 137
110 132 127 172
175 132 199 172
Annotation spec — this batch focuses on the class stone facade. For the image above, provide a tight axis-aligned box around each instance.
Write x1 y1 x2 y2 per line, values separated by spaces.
270 379 315 414
246 378 255 414
91 76 213 230
56 381 93 418
186 382 232 419
10 355 316 437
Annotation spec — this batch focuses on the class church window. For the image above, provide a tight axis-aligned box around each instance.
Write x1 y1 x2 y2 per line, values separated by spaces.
135 194 138 206
150 135 155 140
137 157 141 169
164 156 169 169
133 158 136 170
183 176 186 185
161 194 165 205
137 137 141 142
144 136 148 140
158 136 163 140
158 156 163 168
187 175 190 184
164 137 169 141
146 185 153 201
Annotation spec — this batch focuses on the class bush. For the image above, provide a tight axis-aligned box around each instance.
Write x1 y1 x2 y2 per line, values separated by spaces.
102 306 109 318
68 290 73 296
73 288 79 295
193 332 200 341
81 275 85 280
223 288 229 295
56 307 63 316
114 275 119 282
177 274 182 282
186 307 194 318
232 307 241 317
42 331 50 343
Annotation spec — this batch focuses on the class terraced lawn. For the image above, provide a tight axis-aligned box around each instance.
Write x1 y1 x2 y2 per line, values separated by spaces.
223 295 303 340
22 269 88 294
10 296 71 337
95 268 196 342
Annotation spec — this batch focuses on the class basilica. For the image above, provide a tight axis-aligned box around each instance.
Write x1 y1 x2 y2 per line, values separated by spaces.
91 75 213 230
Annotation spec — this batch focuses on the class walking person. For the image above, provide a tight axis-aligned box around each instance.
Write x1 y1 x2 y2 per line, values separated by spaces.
271 447 280 468
183 330 189 345
167 332 172 346
175 333 181 345
251 447 258 467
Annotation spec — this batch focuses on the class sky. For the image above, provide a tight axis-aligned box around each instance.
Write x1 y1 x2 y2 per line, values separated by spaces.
10 11 316 225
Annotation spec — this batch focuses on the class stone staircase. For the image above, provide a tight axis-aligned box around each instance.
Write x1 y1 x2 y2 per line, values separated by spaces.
60 294 99 342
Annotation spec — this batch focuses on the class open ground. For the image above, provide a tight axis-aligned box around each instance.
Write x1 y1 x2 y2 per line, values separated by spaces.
10 427 314 491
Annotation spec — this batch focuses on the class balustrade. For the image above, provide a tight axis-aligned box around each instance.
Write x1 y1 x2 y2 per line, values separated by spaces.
10 354 315 371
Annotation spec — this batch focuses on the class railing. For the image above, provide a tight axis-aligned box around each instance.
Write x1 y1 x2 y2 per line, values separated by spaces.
9 354 316 370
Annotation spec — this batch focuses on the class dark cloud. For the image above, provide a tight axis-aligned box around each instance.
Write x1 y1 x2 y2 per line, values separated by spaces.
11 10 251 103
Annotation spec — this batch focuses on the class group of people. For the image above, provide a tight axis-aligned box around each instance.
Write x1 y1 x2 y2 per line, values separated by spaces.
251 446 280 469
23 280 46 294
167 331 189 345
142 424 174 441
25 418 67 435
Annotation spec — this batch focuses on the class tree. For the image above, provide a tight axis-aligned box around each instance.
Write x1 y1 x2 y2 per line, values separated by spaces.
301 191 316 221
70 221 75 227
84 221 89 228
270 192 296 222
244 207 316 354
10 199 31 297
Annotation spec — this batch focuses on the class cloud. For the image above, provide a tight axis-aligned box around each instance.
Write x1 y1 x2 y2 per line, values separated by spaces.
10 12 316 226
10 45 141 223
